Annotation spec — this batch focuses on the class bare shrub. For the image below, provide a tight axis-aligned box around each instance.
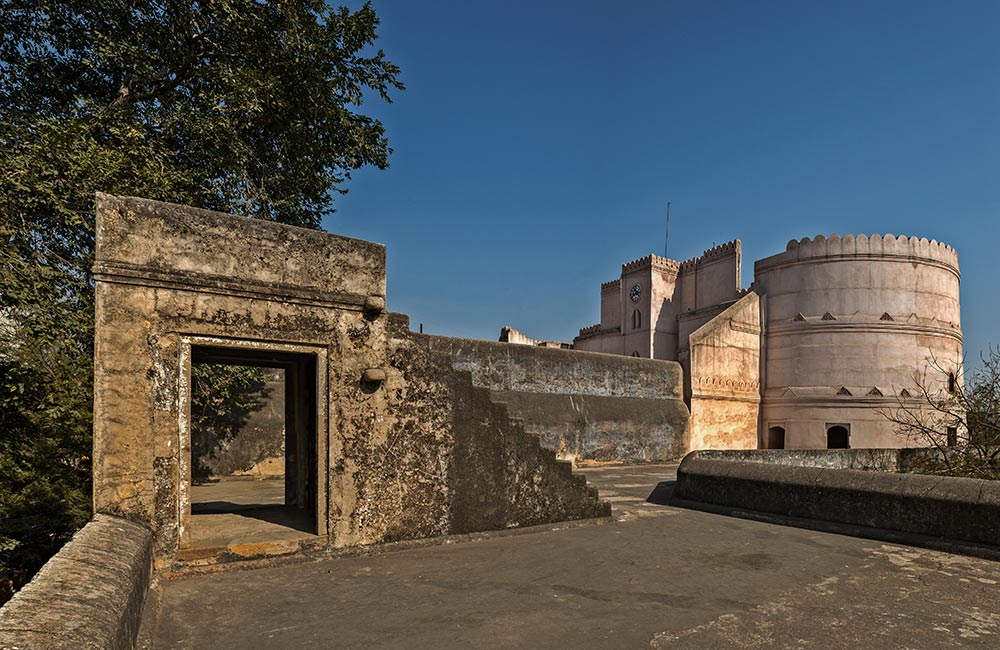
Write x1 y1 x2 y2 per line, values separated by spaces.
880 348 1000 479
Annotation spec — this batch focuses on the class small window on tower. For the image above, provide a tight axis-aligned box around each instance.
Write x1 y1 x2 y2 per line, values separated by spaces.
948 372 956 393
632 309 641 330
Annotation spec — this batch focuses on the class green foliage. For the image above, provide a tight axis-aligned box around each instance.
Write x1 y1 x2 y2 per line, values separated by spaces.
190 364 272 482
0 0 401 600
0 357 92 601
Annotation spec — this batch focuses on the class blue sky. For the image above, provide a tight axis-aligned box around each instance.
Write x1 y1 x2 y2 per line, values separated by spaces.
327 0 999 369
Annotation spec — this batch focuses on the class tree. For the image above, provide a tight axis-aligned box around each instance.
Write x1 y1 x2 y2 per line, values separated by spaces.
190 364 274 483
0 0 402 600
880 349 1000 480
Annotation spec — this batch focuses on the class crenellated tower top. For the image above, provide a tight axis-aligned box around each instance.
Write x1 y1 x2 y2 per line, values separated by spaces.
755 233 959 275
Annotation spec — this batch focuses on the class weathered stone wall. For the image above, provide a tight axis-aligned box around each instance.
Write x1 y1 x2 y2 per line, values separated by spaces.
672 450 1000 548
690 447 942 471
0 515 152 650
93 195 607 568
93 193 386 560
686 291 761 451
417 333 690 462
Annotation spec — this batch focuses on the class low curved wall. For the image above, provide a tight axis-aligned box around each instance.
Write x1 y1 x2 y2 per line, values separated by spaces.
691 448 942 471
0 515 153 650
671 451 1000 548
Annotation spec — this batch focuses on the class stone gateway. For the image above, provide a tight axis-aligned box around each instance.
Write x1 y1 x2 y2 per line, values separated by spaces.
92 194 638 568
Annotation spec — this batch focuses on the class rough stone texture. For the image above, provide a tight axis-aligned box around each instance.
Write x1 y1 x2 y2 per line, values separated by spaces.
92 194 607 568
692 447 943 471
686 291 761 450
417 334 689 462
672 451 1000 547
0 515 152 650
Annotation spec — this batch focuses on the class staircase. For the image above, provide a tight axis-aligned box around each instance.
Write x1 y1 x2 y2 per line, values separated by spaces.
443 366 611 534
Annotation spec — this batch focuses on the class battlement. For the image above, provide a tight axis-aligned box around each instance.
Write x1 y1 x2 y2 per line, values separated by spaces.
600 278 621 291
578 323 603 336
756 234 959 273
621 254 680 275
678 239 741 273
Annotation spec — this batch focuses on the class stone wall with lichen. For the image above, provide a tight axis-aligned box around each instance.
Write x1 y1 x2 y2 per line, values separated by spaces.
93 194 607 568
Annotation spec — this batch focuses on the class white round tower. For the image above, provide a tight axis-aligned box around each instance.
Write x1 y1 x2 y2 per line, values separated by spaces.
753 233 962 449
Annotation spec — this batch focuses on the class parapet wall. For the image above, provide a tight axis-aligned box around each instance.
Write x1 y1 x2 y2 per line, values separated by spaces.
690 448 942 471
0 515 153 650
94 193 386 303
678 240 741 273
756 233 959 274
672 451 1000 551
420 335 690 462
622 254 679 275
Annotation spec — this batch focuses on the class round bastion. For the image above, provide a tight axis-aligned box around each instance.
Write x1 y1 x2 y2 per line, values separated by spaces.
753 234 962 449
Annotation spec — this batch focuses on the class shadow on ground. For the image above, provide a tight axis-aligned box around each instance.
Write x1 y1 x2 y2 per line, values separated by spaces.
645 480 676 505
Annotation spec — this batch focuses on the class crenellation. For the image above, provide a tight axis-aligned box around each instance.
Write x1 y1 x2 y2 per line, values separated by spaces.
676 239 740 273
763 232 959 272
572 225 962 452
621 253 679 274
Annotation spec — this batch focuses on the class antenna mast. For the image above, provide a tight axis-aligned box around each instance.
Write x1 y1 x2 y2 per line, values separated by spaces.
664 202 670 258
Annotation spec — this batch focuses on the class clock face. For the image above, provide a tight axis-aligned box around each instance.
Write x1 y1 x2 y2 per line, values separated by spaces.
629 284 641 302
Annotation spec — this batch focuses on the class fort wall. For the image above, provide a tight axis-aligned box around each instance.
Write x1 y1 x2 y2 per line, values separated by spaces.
676 240 742 313
418 334 690 462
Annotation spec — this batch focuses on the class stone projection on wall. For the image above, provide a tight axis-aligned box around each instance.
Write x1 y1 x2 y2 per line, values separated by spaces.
687 291 761 451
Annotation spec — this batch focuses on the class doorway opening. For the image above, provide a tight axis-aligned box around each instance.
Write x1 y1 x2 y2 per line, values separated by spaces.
826 424 850 449
187 345 318 549
765 425 786 449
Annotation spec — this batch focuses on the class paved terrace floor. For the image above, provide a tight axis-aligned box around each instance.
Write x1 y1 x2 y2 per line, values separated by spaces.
142 463 1000 649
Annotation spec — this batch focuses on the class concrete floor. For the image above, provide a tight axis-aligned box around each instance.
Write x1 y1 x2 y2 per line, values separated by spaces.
144 463 1000 649
189 478 314 548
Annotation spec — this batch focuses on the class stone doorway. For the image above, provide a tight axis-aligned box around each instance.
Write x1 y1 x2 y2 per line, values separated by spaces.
180 342 325 550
